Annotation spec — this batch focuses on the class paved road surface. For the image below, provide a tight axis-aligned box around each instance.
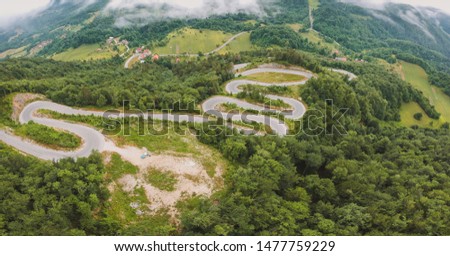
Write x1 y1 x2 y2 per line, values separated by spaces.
331 68 357 80
207 32 246 54
124 53 139 69
0 101 106 161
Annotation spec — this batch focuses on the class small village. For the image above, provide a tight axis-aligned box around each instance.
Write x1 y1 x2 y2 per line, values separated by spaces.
332 49 366 63
106 36 163 64
135 47 159 63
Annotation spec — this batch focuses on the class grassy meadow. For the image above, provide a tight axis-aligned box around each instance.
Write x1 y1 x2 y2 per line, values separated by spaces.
243 72 306 84
153 28 233 55
399 61 450 128
217 32 256 54
52 44 116 61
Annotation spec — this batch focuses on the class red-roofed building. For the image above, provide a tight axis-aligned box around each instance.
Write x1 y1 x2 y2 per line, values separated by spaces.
152 54 160 61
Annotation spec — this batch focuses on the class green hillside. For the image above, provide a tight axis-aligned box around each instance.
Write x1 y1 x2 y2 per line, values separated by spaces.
1 0 450 239
309 0 320 9
217 32 256 54
400 61 450 127
153 28 233 55
52 44 117 61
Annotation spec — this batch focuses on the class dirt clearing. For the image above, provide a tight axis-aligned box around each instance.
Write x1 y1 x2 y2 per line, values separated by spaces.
107 142 223 218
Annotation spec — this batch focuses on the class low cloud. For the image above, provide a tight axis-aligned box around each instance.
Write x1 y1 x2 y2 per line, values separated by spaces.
0 0 98 28
339 0 446 40
1 0 271 30
106 0 265 16
0 0 50 28
105 0 267 26
339 0 450 14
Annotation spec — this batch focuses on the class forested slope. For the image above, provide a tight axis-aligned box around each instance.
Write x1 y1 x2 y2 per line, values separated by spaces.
0 0 450 236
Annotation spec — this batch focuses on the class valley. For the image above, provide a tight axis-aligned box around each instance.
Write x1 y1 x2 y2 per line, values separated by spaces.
0 64 319 227
0 0 450 238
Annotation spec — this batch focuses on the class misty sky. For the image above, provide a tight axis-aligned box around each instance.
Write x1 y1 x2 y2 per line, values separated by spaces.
0 0 449 20
0 0 50 18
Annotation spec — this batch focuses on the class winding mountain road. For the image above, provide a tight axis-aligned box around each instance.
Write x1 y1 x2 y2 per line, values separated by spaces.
0 64 356 160
0 101 106 161
124 53 139 69
331 68 357 80
203 66 314 126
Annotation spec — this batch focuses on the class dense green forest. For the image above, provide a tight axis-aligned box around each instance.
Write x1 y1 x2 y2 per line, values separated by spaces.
193 125 450 235
0 56 235 112
1 47 449 235
0 50 439 121
250 25 317 52
0 0 450 237
314 0 450 59
312 1 450 95
0 148 117 235
185 51 450 236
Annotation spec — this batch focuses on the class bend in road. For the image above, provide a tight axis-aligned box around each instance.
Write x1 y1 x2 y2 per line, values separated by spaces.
0 64 356 160
330 68 358 81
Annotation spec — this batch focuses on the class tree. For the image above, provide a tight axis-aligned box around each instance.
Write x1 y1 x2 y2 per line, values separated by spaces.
414 112 423 121
96 94 107 107
222 138 248 163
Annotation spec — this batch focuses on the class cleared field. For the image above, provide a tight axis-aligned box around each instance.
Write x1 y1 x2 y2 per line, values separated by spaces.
287 23 304 32
244 20 258 25
309 0 320 9
243 72 306 84
400 62 450 126
145 169 177 192
106 153 139 181
52 44 116 61
400 102 438 128
301 30 339 51
153 28 233 55
0 46 28 59
217 32 256 54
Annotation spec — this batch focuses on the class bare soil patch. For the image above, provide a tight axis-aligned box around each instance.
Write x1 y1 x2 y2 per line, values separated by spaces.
12 93 44 121
107 142 223 218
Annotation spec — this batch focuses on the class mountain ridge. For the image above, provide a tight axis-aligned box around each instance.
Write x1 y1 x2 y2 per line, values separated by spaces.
1 0 449 65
